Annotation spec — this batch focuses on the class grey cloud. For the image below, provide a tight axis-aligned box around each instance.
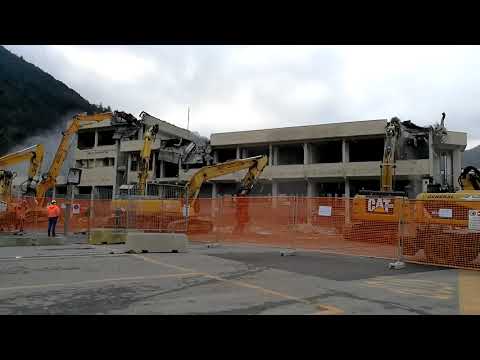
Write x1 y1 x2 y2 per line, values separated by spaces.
4 45 480 147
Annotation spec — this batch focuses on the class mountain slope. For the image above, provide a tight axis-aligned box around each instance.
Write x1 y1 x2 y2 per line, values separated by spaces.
0 45 108 155
464 146 480 168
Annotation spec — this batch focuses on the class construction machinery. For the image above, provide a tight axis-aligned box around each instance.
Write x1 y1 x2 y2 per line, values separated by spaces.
0 144 45 232
137 124 159 196
405 165 480 265
346 117 409 243
31 112 113 203
111 155 269 232
0 144 45 203
346 113 448 243
30 111 138 204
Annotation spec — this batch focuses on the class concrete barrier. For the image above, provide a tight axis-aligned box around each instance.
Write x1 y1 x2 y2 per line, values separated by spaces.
88 229 127 245
126 232 188 253
0 235 65 247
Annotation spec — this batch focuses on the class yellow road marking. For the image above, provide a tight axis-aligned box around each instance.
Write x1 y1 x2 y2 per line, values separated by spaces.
312 304 345 315
363 277 454 300
0 272 201 292
459 270 480 315
133 254 343 315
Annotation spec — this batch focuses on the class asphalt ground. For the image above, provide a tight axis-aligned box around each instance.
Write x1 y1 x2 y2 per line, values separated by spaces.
0 236 479 315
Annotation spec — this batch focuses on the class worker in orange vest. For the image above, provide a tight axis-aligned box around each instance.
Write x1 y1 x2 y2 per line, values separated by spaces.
47 200 61 237
14 199 28 234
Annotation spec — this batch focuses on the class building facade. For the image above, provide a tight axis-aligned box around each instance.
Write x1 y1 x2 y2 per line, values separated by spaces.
74 117 467 199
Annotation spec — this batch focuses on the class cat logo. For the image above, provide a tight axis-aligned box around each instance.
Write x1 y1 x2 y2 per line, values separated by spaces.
367 198 393 213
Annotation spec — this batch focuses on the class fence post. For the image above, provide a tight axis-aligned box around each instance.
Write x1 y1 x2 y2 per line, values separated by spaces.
389 196 406 270
281 196 296 256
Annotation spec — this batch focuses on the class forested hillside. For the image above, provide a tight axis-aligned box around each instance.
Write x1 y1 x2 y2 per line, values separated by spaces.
0 45 109 155
464 145 480 168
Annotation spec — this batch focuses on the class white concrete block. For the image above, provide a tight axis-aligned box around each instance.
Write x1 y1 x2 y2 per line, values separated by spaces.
126 232 188 253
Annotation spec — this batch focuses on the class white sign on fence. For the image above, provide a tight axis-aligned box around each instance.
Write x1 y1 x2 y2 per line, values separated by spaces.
318 206 332 217
438 208 453 218
72 204 80 214
468 210 480 231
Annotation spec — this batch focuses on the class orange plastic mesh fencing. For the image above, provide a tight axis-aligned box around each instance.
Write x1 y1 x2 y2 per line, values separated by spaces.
2 194 479 270
188 196 398 259
402 199 480 270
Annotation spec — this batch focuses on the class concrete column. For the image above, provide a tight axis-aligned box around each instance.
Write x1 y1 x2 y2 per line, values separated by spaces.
452 149 462 191
307 180 315 197
159 160 165 178
236 146 241 159
306 180 314 225
127 153 132 182
94 130 99 147
52 186 56 199
212 182 217 198
273 146 279 166
344 178 351 224
272 181 278 196
428 131 434 177
113 139 121 196
272 180 278 208
241 148 248 159
304 143 310 165
90 186 95 219
268 144 273 166
150 152 156 181
213 150 219 164
138 125 144 140
342 139 349 163
344 178 350 197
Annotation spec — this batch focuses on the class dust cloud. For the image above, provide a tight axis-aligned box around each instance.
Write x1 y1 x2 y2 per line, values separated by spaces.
5 111 81 179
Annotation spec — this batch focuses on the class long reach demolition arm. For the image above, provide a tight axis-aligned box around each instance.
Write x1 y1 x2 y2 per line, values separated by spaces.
138 124 159 195
185 155 268 205
35 112 113 201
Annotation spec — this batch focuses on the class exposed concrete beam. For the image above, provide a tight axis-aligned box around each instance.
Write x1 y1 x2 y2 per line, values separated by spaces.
211 119 388 146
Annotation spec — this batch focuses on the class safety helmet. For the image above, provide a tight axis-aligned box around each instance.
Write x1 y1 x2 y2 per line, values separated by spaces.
51 200 57 204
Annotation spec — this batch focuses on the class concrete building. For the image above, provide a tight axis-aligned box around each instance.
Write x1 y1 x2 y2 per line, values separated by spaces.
74 114 212 198
207 119 467 198
74 117 467 199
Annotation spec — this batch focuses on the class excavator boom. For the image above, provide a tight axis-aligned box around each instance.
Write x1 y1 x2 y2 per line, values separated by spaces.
137 124 159 195
0 144 45 198
185 155 268 203
35 112 113 201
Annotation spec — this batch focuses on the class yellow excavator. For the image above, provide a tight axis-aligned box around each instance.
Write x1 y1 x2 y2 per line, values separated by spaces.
137 124 159 196
0 144 45 202
32 112 114 204
0 144 44 232
346 117 409 243
112 155 269 232
406 165 480 265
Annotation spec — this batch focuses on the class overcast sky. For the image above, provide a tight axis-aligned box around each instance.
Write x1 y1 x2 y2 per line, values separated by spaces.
5 45 480 149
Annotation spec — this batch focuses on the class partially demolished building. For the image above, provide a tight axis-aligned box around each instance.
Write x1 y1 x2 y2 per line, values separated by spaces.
74 112 467 199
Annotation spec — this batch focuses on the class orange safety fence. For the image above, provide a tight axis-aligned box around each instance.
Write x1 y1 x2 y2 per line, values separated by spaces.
188 196 398 259
1 194 480 271
402 199 480 270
